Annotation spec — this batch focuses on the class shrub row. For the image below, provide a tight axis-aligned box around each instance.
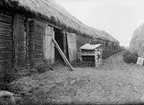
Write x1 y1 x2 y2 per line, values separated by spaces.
123 50 138 64
102 48 123 59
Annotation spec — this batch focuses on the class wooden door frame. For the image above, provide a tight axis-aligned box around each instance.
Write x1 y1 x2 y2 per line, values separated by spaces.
62 31 69 60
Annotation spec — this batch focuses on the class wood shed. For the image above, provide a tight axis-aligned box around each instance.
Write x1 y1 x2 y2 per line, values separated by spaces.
80 44 102 67
0 0 120 80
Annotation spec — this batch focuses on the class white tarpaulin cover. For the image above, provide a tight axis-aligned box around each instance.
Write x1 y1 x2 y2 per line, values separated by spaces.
136 57 144 65
80 44 101 50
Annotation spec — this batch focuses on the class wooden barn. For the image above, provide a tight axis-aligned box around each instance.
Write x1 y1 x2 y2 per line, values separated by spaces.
0 0 119 80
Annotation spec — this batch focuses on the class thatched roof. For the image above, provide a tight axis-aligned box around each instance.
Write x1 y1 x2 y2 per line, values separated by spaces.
100 30 119 43
129 23 144 56
0 0 118 43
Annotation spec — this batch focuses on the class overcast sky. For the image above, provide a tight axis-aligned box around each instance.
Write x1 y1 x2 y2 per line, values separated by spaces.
54 0 144 46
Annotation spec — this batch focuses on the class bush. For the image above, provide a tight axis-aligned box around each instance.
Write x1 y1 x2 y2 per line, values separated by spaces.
0 69 21 90
123 50 138 64
102 49 120 59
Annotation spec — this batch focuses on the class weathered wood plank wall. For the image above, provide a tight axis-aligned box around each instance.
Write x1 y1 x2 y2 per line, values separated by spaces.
77 35 120 59
29 20 44 67
0 10 13 78
0 9 120 80
77 35 92 50
17 15 27 69
76 35 92 59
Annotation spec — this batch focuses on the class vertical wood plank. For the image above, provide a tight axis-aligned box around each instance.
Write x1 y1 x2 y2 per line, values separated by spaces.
43 24 47 60
51 29 55 64
62 31 68 58
25 17 29 69
31 21 35 67
28 20 34 68
12 14 19 70
67 33 77 62
44 24 55 65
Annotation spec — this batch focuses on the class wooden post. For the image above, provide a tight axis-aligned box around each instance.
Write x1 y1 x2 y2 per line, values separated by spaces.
12 14 19 70
25 17 30 69
52 38 74 71
62 31 67 58
51 28 55 64
95 49 102 67
95 49 97 67
80 49 82 62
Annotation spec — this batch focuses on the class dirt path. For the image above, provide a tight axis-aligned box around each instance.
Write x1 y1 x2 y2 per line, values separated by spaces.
10 51 144 104
99 51 130 71
99 51 144 75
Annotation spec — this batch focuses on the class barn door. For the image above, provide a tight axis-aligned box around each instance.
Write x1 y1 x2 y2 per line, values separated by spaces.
28 20 44 68
67 33 77 62
44 25 54 65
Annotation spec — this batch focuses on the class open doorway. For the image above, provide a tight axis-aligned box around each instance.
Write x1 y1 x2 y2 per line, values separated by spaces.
54 28 65 64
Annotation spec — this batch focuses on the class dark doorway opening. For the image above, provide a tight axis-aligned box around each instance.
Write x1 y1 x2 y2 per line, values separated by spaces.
54 28 64 64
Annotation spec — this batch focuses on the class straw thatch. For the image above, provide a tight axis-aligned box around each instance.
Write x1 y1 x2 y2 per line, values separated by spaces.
129 23 144 56
100 30 119 44
0 0 118 43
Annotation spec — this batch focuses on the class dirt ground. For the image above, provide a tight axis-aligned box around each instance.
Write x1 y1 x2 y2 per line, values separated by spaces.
10 51 144 104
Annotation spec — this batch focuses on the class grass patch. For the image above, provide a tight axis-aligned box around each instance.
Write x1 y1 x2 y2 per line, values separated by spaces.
71 60 95 67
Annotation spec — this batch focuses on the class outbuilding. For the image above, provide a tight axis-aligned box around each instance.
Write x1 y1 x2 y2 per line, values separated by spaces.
80 43 102 67
0 0 120 80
